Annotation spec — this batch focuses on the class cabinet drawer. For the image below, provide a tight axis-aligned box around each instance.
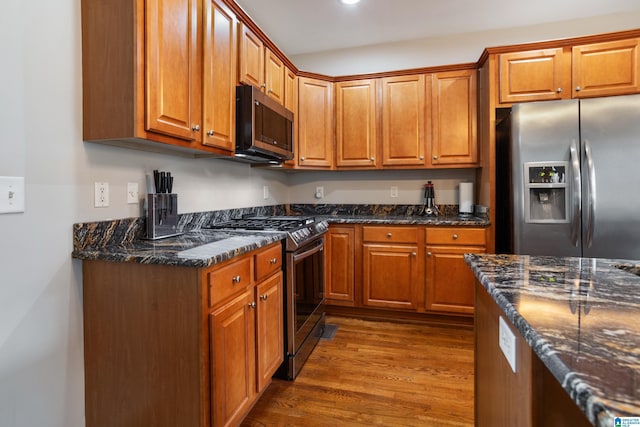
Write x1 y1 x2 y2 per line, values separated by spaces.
362 226 418 243
255 243 283 282
426 227 486 245
208 257 253 307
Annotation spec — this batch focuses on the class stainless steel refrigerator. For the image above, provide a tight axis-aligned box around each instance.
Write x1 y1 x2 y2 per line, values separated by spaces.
496 93 640 260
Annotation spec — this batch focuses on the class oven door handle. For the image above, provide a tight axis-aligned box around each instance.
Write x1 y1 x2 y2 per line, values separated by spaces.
292 239 324 261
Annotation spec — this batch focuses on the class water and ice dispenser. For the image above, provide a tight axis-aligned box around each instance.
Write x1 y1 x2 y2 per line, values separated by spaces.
523 162 569 223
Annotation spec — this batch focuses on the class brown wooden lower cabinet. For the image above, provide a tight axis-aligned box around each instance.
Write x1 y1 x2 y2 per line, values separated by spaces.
475 281 592 427
325 226 357 305
324 224 486 319
82 242 284 427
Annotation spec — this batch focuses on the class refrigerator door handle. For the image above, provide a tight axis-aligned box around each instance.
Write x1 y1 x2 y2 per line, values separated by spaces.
570 140 581 247
584 140 597 248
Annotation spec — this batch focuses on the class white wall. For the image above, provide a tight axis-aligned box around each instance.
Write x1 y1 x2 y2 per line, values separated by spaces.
291 11 640 75
288 169 476 206
0 1 637 426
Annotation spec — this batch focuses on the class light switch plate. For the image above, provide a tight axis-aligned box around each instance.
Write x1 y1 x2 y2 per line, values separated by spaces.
263 185 269 200
0 176 25 214
315 186 324 199
499 316 517 373
390 186 398 198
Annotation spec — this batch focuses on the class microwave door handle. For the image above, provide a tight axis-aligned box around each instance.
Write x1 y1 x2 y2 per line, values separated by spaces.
584 140 596 248
570 140 581 247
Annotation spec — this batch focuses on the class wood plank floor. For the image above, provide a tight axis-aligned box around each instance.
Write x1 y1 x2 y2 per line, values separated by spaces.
242 316 475 426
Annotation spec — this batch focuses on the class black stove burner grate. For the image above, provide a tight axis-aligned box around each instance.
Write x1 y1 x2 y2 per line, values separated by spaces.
206 216 315 231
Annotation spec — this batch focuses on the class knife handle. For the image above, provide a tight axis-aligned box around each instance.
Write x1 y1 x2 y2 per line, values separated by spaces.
167 176 173 194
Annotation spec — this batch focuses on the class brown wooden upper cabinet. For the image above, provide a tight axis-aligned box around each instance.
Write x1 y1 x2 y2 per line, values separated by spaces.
297 77 334 168
499 38 640 104
381 74 428 167
335 79 378 168
238 23 286 105
430 70 478 166
202 0 238 152
572 38 640 98
82 0 240 156
499 48 570 104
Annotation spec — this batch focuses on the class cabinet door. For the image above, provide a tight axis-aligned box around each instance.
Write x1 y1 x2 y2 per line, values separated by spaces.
362 244 420 310
430 70 478 166
335 80 378 168
210 290 255 427
238 23 264 88
499 48 570 103
265 49 285 104
145 0 202 141
381 74 426 166
572 38 640 98
325 226 356 305
255 272 284 392
426 245 485 315
202 0 236 151
297 77 334 168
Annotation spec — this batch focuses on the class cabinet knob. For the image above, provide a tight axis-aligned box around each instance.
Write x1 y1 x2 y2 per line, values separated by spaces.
301 157 305 161
268 88 273 94
432 155 438 160
260 294 268 301
427 252 432 257
232 275 241 284
556 87 563 93
412 252 417 257
192 124 200 132
261 84 267 88
452 234 459 240
575 86 582 92
370 157 375 161
269 257 278 264
248 301 257 309
207 130 214 136
387 232 392 238
419 156 424 160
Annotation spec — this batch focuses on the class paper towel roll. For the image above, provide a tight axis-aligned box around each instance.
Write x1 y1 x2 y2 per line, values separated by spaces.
459 182 474 215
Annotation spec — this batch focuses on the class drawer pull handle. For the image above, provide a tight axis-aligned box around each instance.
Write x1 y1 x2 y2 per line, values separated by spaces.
269 257 278 264
260 294 268 301
387 233 392 238
232 275 241 284
452 234 459 240
248 302 256 309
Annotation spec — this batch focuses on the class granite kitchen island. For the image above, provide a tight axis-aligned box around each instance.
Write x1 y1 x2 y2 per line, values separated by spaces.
465 253 640 427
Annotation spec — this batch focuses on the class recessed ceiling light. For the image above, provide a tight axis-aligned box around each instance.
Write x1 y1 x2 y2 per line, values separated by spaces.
340 0 361 5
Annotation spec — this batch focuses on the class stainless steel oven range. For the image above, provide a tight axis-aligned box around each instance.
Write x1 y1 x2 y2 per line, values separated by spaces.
204 216 328 380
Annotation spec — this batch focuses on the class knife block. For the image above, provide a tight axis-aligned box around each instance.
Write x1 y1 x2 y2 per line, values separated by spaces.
146 193 180 240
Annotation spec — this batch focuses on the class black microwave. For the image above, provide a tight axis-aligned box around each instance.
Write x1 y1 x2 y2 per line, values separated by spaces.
235 85 294 163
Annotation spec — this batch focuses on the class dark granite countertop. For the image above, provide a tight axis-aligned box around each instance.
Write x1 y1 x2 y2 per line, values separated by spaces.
465 253 640 427
72 204 489 268
322 214 488 226
72 228 286 268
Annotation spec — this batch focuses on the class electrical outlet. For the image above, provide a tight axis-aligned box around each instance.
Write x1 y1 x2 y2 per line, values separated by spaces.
263 185 270 200
0 176 25 214
390 186 398 198
499 316 517 373
94 182 109 207
127 182 139 204
315 186 324 199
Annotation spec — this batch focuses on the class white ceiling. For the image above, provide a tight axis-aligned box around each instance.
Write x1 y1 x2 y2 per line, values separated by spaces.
234 0 640 56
